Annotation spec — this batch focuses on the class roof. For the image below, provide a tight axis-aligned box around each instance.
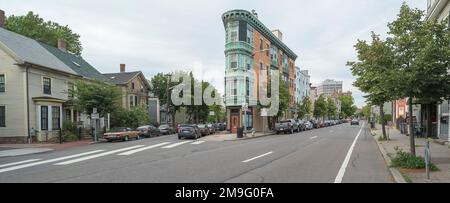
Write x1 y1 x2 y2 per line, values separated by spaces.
103 71 142 85
39 42 108 81
0 27 78 75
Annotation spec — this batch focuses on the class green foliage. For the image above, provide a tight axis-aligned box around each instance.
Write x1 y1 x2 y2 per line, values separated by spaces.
208 104 225 123
361 105 371 119
378 114 393 125
327 97 337 119
313 95 327 119
111 105 150 129
5 11 83 55
277 78 291 118
391 149 439 171
62 121 79 141
72 80 121 117
340 95 357 118
298 97 312 120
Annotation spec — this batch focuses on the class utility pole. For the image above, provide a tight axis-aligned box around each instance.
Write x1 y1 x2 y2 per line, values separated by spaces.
166 74 171 127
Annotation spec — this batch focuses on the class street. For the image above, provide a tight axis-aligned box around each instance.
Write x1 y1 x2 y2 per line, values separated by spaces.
0 122 393 183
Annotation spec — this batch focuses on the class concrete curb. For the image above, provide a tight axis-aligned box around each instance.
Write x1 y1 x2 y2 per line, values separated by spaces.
372 130 407 183
224 132 276 141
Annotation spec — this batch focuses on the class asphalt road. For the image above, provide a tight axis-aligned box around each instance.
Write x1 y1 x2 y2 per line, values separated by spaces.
0 122 393 183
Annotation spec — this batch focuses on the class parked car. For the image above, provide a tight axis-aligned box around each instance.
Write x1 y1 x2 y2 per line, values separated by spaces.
104 127 139 142
296 120 306 132
197 124 211 136
275 119 298 134
304 121 313 130
216 122 226 131
207 124 217 134
137 125 160 138
351 119 360 125
310 120 319 129
178 125 201 140
158 124 175 135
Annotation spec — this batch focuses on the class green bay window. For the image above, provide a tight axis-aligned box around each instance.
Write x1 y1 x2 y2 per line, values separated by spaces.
0 74 5 93
52 106 61 130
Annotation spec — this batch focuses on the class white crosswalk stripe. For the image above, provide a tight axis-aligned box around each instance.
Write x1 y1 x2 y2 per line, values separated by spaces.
161 141 193 149
0 150 105 173
54 145 144 165
0 159 42 168
117 142 171 156
191 141 205 145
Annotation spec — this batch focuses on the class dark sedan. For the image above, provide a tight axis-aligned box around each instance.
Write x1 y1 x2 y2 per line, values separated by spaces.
158 124 175 135
197 124 211 137
207 124 216 134
178 125 201 140
137 125 160 138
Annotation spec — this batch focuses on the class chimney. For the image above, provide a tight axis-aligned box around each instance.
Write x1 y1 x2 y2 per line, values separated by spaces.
272 30 283 41
0 9 5 28
120 64 126 73
57 39 67 52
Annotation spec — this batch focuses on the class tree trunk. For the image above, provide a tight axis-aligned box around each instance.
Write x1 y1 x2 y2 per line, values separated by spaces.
427 103 432 138
408 97 416 156
380 104 387 140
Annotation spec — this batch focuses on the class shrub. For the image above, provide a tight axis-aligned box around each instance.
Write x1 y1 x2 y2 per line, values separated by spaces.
391 149 439 171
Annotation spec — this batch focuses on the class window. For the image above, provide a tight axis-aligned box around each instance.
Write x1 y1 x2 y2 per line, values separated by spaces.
43 77 51 95
135 96 138 105
260 63 263 71
0 74 4 93
130 96 134 107
246 24 253 44
0 106 5 127
131 82 135 90
229 22 239 42
260 39 263 50
41 106 48 130
230 54 238 69
52 106 60 130
246 78 250 97
246 56 251 70
266 43 270 56
68 82 74 99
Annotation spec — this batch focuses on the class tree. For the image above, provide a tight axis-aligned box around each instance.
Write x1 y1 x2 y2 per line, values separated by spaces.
313 95 327 120
348 32 397 140
5 11 83 55
71 80 121 117
361 105 372 120
111 105 150 129
340 95 357 118
387 4 450 155
327 97 337 119
277 78 291 119
298 97 312 120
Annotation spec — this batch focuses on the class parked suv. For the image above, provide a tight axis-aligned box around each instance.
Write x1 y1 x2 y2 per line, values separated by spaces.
275 119 298 134
178 125 201 140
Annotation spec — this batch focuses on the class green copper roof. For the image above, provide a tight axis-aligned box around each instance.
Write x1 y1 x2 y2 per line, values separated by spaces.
222 10 298 60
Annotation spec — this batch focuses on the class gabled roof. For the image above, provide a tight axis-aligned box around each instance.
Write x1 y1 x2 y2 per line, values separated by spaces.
0 27 78 75
103 71 142 85
40 42 108 81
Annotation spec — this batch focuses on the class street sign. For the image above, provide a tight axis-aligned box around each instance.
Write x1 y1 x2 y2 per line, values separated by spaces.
91 113 99 120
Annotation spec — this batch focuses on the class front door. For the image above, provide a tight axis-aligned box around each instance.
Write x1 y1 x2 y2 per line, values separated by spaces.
231 114 240 134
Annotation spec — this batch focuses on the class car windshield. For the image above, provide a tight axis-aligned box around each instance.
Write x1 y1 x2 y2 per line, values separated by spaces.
159 125 169 129
198 125 206 128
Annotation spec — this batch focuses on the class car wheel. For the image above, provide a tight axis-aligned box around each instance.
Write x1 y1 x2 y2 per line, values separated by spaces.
276 131 280 135
136 135 140 140
124 136 129 142
178 136 182 140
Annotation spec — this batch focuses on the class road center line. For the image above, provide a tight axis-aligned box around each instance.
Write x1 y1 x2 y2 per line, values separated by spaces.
310 136 318 140
54 146 144 165
0 159 42 168
117 143 171 156
242 152 274 163
162 141 193 149
334 122 365 183
0 150 105 173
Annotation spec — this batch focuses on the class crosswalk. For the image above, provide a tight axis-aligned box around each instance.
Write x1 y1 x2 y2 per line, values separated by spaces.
0 140 207 174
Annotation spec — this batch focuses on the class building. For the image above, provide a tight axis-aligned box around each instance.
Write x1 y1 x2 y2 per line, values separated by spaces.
310 86 318 104
427 0 450 141
0 10 108 143
295 67 311 104
222 10 297 133
103 64 151 110
317 79 343 98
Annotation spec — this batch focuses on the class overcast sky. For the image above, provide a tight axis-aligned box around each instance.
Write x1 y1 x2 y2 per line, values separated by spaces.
2 0 427 108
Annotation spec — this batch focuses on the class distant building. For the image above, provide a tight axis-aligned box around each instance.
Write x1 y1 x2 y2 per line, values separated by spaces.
317 79 343 98
295 67 311 104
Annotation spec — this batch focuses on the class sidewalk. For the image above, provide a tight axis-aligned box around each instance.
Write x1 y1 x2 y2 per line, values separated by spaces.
0 140 93 158
199 131 276 142
373 124 450 183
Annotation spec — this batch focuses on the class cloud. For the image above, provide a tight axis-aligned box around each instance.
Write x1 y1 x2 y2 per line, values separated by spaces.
1 0 427 108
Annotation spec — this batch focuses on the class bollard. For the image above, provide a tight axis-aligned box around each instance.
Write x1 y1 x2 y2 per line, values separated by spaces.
425 139 431 180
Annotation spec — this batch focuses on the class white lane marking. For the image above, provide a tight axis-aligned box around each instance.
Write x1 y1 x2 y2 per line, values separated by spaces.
161 141 193 149
0 159 42 168
117 143 171 156
310 136 318 140
191 141 205 145
242 152 274 163
334 122 365 183
54 146 144 165
0 150 104 173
